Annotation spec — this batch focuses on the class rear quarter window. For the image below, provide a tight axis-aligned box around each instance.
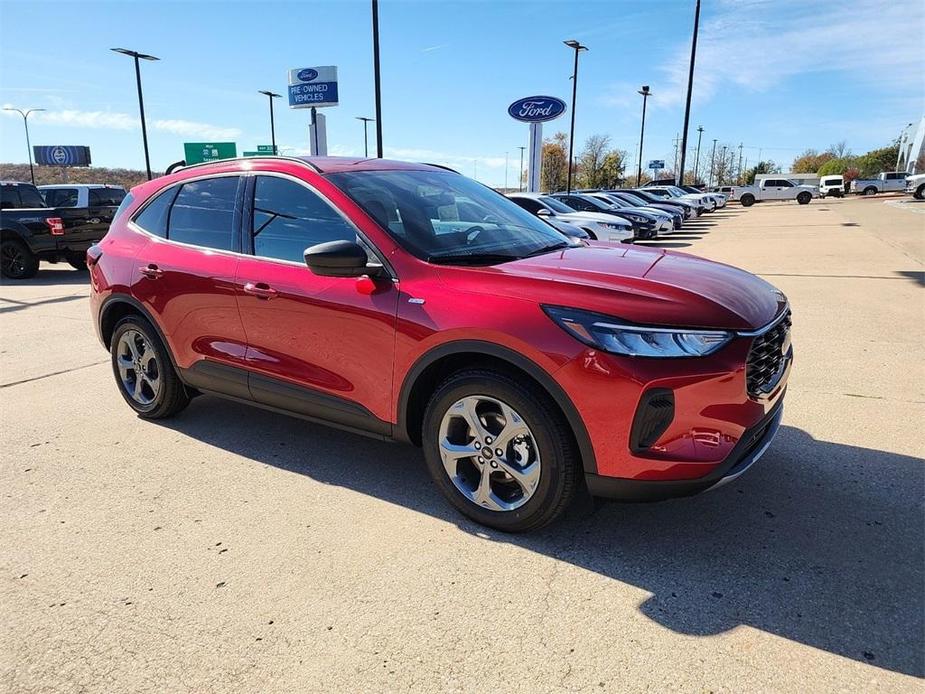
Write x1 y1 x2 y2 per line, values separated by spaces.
133 187 179 238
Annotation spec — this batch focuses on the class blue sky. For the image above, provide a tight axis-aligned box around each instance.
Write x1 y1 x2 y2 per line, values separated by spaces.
1 0 923 186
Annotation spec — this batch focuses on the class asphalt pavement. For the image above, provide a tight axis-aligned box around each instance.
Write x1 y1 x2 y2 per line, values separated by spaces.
1 195 923 693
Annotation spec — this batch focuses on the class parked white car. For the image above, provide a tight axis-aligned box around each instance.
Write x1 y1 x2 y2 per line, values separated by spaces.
506 193 635 243
734 178 818 207
38 184 126 208
819 176 845 198
849 172 908 196
643 185 716 212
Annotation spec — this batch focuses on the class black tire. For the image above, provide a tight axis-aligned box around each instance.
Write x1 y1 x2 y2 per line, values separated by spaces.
740 194 755 207
66 252 88 271
422 369 579 532
582 228 597 240
915 184 925 201
1 237 39 280
110 315 189 419
797 192 812 205
864 187 877 196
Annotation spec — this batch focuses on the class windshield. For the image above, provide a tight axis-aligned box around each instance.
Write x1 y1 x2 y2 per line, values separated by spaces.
327 169 569 264
616 192 650 206
538 195 576 214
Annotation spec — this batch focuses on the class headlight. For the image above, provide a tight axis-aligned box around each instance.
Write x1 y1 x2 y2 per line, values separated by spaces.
627 214 647 223
543 306 733 358
600 221 627 230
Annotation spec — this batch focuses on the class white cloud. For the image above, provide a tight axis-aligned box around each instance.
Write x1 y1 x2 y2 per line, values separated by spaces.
1 106 241 140
152 119 241 140
643 1 924 108
385 146 507 169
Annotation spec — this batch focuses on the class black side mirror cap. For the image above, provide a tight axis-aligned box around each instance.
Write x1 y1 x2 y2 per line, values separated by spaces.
304 240 372 278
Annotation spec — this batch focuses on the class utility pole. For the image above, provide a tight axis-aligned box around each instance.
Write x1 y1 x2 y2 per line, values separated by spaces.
371 0 383 157
693 126 704 185
719 145 728 184
708 138 718 186
505 151 509 190
677 0 701 185
737 142 744 183
518 146 526 191
672 133 680 180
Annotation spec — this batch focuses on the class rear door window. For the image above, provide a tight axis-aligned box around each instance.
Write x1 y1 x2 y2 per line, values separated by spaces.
89 188 127 206
43 188 79 207
251 175 357 263
133 187 178 238
168 177 240 251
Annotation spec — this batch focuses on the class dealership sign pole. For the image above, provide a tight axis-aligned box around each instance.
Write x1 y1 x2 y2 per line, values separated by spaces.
288 66 338 156
508 96 566 193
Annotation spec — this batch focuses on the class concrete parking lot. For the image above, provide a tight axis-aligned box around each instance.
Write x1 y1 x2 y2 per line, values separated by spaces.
1 196 923 692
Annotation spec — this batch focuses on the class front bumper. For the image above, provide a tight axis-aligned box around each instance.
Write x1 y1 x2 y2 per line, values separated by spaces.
585 398 783 500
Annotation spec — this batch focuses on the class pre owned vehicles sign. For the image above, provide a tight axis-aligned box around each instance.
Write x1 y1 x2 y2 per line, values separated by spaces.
288 66 338 108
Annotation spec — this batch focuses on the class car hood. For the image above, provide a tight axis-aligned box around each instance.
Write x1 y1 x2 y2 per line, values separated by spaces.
437 244 784 331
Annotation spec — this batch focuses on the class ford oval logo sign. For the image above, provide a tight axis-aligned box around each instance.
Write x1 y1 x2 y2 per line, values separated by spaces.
297 68 319 82
508 96 567 123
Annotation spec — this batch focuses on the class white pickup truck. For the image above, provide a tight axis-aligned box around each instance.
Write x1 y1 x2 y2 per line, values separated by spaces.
849 172 908 196
905 173 925 199
734 178 818 207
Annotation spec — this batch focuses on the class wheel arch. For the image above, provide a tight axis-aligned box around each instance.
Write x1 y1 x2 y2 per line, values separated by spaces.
396 340 598 474
98 295 178 369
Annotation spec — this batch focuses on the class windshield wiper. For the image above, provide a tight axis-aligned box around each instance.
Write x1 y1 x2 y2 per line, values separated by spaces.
522 242 569 258
427 252 520 265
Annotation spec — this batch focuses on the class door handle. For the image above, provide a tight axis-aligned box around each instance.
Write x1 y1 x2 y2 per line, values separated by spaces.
243 281 279 299
139 264 163 279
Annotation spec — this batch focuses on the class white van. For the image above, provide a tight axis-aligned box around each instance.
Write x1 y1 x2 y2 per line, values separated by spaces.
819 175 844 198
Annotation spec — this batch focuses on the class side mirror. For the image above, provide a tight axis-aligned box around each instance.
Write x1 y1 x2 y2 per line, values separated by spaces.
304 240 373 277
536 208 551 217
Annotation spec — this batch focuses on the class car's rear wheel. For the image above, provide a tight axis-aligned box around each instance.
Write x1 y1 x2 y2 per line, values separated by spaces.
740 194 755 207
1 238 39 280
914 184 925 200
110 316 189 419
422 369 578 532
797 191 812 205
864 187 877 196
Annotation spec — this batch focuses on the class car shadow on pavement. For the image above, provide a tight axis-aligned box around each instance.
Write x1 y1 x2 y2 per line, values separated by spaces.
1 267 89 286
895 270 925 287
159 396 924 678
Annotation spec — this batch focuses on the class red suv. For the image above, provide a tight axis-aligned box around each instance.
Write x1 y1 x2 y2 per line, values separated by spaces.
89 157 792 531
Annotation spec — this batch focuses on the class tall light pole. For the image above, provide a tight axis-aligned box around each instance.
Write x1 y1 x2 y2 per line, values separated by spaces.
677 0 701 185
371 0 383 158
257 90 281 154
3 107 45 185
504 151 509 190
517 146 526 191
563 39 588 194
111 48 159 180
708 138 717 186
693 126 704 184
356 117 374 157
719 145 728 184
737 142 744 182
635 85 651 187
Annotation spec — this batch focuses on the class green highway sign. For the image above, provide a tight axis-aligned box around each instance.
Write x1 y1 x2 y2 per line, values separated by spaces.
243 145 277 157
183 142 237 164
243 151 262 157
256 145 276 153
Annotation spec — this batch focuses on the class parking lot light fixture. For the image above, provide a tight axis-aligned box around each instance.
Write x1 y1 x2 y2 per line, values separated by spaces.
3 107 45 185
563 39 588 194
708 138 717 187
518 146 526 191
356 117 374 158
635 85 651 187
694 126 704 185
111 48 159 180
258 91 281 154
677 0 701 185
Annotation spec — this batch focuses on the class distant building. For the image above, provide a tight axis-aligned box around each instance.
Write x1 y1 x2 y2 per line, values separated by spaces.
755 172 820 186
897 117 925 174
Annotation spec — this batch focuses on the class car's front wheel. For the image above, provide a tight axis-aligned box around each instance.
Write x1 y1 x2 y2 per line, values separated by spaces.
914 184 925 200
422 369 578 532
740 193 756 207
797 191 812 205
110 316 189 419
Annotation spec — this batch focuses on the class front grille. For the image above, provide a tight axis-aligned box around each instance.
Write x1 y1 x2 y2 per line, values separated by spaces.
746 310 792 397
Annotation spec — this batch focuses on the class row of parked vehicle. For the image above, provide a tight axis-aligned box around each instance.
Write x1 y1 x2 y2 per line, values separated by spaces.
507 184 727 243
0 182 126 279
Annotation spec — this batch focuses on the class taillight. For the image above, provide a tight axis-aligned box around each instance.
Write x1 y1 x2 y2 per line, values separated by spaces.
45 217 65 235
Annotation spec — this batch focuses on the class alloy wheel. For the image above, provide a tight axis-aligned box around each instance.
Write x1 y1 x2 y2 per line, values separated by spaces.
1 243 26 278
115 329 161 406
438 395 541 511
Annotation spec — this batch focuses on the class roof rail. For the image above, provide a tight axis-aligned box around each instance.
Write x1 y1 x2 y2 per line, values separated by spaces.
164 155 321 177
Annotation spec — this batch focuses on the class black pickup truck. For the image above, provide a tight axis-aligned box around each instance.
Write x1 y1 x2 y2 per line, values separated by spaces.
1 181 120 279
